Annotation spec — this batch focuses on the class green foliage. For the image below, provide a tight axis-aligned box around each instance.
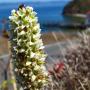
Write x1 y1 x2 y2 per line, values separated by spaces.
0 80 7 89
0 79 15 89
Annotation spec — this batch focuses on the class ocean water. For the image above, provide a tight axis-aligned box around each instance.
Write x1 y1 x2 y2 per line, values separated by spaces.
0 1 71 32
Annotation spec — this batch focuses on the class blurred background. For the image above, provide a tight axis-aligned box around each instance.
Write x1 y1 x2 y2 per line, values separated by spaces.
0 0 72 32
0 0 90 89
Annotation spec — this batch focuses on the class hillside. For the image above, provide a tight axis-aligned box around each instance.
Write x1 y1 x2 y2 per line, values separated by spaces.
63 0 90 15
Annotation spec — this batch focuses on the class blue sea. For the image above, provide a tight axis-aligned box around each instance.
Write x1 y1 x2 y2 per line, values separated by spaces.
0 1 73 32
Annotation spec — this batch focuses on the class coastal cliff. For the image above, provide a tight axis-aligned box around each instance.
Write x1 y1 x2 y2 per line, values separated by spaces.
63 0 90 15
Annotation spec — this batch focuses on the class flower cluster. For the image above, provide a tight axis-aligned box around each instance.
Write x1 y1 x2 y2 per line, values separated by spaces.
9 5 48 90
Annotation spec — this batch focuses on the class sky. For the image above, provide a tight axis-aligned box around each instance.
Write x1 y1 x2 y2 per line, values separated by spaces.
0 0 70 3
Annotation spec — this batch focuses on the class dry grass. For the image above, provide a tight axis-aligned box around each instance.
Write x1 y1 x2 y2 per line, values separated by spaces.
0 37 9 55
41 32 78 45
45 30 90 90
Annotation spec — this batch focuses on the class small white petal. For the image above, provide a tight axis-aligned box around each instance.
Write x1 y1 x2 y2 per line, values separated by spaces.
33 24 40 31
31 75 36 81
21 69 23 74
13 46 17 51
24 74 27 77
11 9 16 14
25 16 29 21
19 31 25 35
22 8 26 13
34 65 40 70
9 16 15 20
39 46 45 49
32 11 37 16
31 52 35 58
17 11 20 16
21 25 25 29
19 49 25 53
42 80 46 83
15 68 18 72
38 80 41 82
33 33 41 39
40 57 46 61
26 6 33 11
26 62 31 66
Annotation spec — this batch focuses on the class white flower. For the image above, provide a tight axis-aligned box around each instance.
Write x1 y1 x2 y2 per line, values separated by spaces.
19 49 25 53
38 80 41 82
25 16 29 21
24 74 27 77
32 17 38 22
41 65 48 75
12 38 17 41
41 80 46 83
15 68 18 72
9 16 17 21
31 52 35 58
29 72 33 76
23 86 27 89
33 33 41 39
21 25 25 29
31 75 36 81
26 6 33 11
39 57 46 61
29 41 34 45
15 20 21 25
13 46 17 51
34 52 45 60
33 24 40 31
36 40 43 48
32 11 37 16
25 16 32 24
26 61 31 66
20 87 23 90
43 71 48 76
17 11 22 16
41 66 46 70
32 62 36 66
39 46 45 49
34 65 40 70
17 39 22 46
22 8 26 13
21 69 23 74
28 85 31 88
11 9 16 14
18 31 25 35
38 79 46 83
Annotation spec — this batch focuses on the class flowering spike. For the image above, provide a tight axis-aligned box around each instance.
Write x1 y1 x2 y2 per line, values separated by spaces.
9 5 48 90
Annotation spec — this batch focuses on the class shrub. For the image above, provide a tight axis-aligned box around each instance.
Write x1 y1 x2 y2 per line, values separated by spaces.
48 31 90 90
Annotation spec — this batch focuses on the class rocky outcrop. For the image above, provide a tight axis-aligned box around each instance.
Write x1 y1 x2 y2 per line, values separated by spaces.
63 0 90 15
